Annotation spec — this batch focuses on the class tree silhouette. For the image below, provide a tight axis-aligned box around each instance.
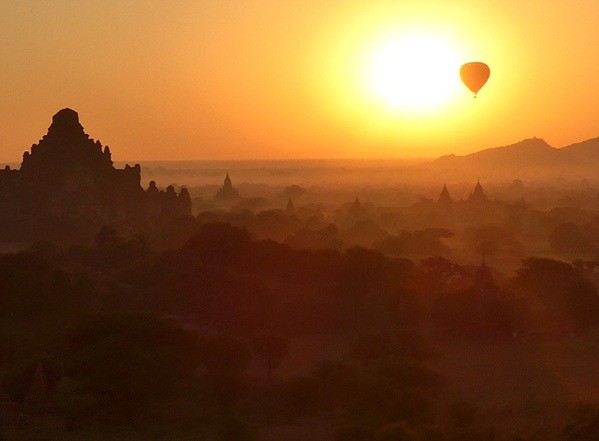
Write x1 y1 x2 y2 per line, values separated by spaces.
512 258 599 335
63 312 200 424
251 333 289 382
183 222 252 267
549 222 596 254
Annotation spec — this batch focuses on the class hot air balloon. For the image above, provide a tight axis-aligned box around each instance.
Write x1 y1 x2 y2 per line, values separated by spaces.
460 62 490 97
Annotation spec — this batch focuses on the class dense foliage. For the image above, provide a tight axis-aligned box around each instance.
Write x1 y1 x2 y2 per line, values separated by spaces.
0 221 597 439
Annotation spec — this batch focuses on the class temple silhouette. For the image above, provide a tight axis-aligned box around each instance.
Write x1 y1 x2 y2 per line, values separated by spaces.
214 171 241 203
0 108 190 243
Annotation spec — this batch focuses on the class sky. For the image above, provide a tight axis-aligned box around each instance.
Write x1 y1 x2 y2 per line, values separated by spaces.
2 0 599 161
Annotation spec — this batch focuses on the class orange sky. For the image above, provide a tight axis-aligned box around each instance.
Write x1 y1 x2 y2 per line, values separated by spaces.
2 1 599 161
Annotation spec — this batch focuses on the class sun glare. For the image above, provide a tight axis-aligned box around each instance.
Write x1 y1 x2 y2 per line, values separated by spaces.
364 32 464 113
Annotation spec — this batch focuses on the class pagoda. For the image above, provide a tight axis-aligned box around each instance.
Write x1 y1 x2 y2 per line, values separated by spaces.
436 184 453 209
214 172 241 202
0 109 191 242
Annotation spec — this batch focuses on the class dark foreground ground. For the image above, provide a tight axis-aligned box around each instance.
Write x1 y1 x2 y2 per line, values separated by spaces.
1 333 597 441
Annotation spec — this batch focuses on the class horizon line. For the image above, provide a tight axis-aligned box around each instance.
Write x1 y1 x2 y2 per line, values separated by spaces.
0 156 438 165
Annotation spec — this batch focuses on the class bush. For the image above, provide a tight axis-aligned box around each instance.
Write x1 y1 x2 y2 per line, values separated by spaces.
252 333 290 380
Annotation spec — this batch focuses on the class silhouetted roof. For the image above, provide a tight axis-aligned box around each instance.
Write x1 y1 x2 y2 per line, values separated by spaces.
437 184 453 205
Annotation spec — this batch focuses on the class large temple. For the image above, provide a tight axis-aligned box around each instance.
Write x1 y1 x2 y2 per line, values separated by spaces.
0 108 190 242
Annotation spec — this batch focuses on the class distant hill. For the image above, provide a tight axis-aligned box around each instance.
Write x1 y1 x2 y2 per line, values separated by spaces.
560 137 599 163
429 137 599 181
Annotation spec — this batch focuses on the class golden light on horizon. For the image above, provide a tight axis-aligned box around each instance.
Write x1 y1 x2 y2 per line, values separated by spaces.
2 1 599 160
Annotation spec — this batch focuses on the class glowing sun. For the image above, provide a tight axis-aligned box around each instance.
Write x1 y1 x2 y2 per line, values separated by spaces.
364 32 464 112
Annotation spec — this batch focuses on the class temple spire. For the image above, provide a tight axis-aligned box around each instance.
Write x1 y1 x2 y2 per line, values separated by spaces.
285 197 295 214
437 183 453 207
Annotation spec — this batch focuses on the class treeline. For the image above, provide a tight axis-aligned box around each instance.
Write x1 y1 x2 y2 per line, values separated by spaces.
0 222 598 438
46 222 598 338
